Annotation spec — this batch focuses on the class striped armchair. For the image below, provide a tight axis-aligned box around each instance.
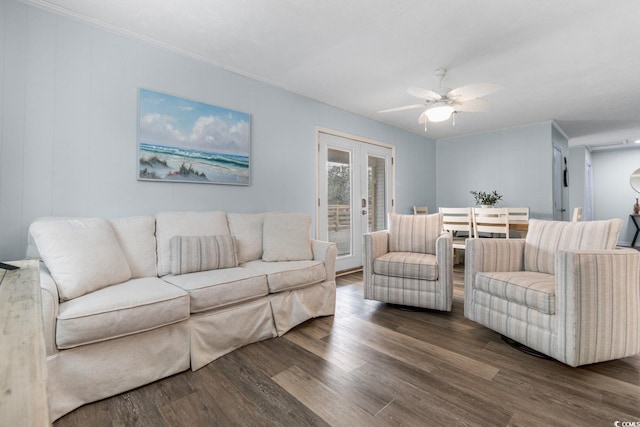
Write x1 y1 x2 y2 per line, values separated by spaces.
363 213 453 310
465 218 640 366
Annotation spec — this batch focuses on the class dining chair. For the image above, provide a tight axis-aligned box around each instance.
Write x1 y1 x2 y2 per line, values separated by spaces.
413 206 429 215
507 207 530 238
439 207 473 263
572 207 582 222
472 207 510 238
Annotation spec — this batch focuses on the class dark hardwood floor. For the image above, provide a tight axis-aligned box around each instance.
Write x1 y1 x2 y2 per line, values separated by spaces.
55 266 640 426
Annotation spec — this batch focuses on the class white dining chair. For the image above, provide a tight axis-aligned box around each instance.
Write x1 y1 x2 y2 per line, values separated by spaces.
572 207 582 222
439 207 473 263
507 207 530 238
413 206 428 215
472 207 510 238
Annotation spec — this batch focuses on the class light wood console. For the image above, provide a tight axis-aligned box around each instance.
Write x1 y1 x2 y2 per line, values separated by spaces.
0 260 50 426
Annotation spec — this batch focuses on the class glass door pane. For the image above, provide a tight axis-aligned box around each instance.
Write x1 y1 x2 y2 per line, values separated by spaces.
367 155 387 233
327 148 352 257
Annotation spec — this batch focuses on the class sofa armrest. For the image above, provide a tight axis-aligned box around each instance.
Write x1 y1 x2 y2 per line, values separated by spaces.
556 249 640 367
39 262 59 357
311 239 338 281
464 238 525 313
363 231 389 299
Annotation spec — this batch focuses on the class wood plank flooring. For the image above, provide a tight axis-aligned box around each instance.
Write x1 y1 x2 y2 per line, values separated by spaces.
54 267 640 426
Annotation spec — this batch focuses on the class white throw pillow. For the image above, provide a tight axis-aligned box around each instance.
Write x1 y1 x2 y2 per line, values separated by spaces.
29 218 132 301
109 216 157 278
227 212 265 264
262 213 313 262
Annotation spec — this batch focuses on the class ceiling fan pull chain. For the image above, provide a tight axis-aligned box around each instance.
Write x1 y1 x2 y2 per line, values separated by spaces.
452 112 456 126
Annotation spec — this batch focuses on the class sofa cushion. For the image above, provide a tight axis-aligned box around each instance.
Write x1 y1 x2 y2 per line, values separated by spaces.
109 216 157 278
56 277 189 349
170 235 237 275
29 218 132 301
162 268 269 312
524 219 623 275
474 271 556 315
373 252 439 281
262 213 313 262
389 213 442 255
156 211 230 276
228 212 265 264
26 216 68 260
242 260 326 293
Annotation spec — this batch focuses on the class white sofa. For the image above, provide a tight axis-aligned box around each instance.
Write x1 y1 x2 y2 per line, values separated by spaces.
27 211 337 421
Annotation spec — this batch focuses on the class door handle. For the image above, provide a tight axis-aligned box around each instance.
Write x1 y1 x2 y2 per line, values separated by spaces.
361 198 367 208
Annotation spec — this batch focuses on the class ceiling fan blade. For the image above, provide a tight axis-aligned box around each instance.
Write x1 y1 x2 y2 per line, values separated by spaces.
447 83 502 102
454 98 491 113
378 104 425 113
407 87 441 101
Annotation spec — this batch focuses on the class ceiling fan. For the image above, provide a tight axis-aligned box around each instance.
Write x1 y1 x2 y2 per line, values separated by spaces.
379 68 502 130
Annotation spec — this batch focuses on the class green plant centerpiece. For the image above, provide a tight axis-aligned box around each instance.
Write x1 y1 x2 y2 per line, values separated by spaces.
470 190 503 206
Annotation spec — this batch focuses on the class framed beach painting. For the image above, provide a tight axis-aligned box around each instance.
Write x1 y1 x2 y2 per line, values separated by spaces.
137 88 250 185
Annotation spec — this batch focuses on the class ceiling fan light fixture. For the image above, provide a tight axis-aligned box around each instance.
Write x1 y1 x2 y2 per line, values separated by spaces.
425 104 454 122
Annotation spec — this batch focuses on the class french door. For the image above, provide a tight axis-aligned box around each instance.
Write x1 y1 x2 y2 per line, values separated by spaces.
317 129 394 272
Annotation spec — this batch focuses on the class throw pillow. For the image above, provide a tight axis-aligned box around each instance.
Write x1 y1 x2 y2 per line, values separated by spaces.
109 216 157 278
170 235 238 275
262 213 313 262
227 212 265 264
29 218 132 301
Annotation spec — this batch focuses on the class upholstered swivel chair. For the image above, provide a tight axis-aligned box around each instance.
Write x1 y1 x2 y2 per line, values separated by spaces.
465 218 640 366
363 213 453 311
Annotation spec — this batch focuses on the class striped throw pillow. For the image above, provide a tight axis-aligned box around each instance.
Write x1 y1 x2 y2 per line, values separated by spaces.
170 235 237 275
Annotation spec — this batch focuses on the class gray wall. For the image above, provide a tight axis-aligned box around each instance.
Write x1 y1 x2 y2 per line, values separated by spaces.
0 0 436 260
436 122 556 219
591 148 640 246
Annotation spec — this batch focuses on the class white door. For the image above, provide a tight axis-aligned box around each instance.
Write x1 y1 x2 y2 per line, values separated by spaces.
585 161 594 220
553 146 566 220
317 130 394 272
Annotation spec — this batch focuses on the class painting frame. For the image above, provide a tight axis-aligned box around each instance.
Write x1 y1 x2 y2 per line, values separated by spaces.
137 88 251 185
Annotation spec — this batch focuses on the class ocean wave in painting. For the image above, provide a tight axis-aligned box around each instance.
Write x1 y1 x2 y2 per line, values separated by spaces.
138 142 249 184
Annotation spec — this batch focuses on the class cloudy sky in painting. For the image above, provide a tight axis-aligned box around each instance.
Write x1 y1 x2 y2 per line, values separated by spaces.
138 89 250 156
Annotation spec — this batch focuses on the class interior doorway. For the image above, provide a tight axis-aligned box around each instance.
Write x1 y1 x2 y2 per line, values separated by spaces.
553 146 567 220
317 129 394 272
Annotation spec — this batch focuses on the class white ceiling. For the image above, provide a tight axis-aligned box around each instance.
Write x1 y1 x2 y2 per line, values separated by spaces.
24 0 640 148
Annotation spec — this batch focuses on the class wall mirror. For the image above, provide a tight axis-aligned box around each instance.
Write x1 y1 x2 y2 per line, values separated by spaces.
631 168 640 193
